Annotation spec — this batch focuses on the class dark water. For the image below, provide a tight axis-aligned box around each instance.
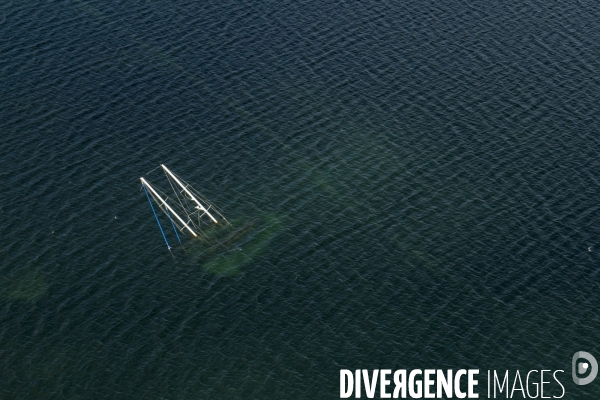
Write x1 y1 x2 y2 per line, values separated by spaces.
2 0 600 398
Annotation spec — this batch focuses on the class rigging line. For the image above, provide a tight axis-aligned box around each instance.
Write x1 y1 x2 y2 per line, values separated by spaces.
146 165 162 176
142 183 171 251
164 169 189 221
183 181 230 226
148 186 189 230
166 208 183 247
166 170 194 204
170 173 198 223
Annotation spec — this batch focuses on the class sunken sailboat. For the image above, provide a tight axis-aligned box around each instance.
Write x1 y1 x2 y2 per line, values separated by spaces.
140 165 282 275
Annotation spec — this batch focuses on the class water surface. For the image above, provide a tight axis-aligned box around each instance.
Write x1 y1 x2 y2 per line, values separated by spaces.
1 0 600 398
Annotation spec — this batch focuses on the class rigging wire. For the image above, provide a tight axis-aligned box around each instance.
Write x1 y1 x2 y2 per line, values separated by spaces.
142 183 171 252
164 169 191 225
145 165 162 176
166 207 183 248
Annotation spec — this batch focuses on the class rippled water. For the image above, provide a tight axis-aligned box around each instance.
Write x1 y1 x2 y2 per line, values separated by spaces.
2 0 600 398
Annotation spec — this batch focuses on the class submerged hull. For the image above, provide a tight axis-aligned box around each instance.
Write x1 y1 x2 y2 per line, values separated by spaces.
181 214 284 276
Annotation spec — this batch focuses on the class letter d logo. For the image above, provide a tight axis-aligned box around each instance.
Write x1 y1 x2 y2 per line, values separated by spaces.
572 351 598 385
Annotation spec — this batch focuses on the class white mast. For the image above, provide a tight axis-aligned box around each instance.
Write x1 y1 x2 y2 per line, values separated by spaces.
161 164 219 224
140 177 198 237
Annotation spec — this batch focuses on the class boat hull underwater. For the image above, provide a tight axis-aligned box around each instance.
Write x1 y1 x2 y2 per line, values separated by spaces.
180 214 283 276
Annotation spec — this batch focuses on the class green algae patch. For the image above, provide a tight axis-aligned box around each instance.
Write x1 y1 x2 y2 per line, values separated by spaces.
0 267 47 301
182 215 284 276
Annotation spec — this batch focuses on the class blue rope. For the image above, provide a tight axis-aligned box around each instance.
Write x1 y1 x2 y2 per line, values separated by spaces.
166 208 183 246
142 184 171 251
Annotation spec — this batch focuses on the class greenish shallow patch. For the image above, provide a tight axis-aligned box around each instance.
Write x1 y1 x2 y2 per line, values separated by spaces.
0 267 47 301
182 214 284 277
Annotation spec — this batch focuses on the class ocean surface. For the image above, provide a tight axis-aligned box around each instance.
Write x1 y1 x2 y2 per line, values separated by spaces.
1 0 600 398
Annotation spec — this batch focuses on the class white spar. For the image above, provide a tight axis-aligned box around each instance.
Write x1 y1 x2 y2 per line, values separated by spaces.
140 177 198 237
161 164 219 224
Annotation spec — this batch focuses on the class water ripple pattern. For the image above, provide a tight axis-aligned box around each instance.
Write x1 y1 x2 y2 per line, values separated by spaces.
1 0 600 398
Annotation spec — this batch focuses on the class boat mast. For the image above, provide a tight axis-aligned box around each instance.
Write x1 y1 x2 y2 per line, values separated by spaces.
140 177 198 237
161 164 219 224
